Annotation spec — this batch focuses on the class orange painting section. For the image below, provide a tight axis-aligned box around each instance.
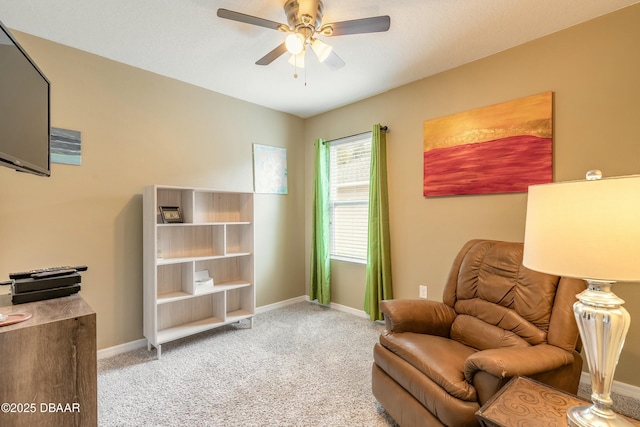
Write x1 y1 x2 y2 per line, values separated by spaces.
423 92 552 151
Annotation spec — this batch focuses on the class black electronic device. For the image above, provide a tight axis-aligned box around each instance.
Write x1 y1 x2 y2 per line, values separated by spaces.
11 284 81 305
12 272 82 294
9 265 88 280
31 268 78 279
6 265 87 304
0 19 51 177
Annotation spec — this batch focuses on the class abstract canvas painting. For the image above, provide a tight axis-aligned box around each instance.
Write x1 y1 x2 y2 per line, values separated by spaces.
51 127 82 165
423 92 553 197
253 144 288 194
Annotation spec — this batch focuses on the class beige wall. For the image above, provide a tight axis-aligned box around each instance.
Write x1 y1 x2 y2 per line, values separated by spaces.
2 4 639 389
0 32 306 350
304 4 640 386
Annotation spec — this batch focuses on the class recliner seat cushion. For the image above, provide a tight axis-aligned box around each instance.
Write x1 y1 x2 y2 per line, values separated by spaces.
373 344 480 427
379 330 477 401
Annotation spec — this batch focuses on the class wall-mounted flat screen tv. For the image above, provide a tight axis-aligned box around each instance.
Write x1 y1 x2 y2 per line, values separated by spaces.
0 19 51 177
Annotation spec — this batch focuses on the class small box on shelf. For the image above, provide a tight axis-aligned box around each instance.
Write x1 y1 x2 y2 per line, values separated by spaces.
194 270 214 294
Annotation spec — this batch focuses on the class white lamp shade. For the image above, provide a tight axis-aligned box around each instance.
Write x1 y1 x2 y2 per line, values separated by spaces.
288 50 305 68
523 175 640 281
285 33 304 55
311 38 332 63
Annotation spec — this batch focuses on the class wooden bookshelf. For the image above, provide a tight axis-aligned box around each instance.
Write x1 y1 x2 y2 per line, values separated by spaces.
143 185 255 358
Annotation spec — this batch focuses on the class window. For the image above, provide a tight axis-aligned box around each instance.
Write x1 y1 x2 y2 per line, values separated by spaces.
329 132 372 262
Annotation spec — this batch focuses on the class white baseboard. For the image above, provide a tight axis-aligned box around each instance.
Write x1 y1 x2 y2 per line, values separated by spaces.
305 297 388 327
97 338 147 360
579 371 640 400
328 301 369 318
255 295 307 314
258 295 373 320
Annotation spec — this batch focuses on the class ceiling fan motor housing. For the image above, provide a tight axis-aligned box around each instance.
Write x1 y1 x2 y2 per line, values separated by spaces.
284 0 324 30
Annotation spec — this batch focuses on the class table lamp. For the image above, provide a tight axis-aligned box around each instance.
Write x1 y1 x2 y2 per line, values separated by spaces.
523 171 640 427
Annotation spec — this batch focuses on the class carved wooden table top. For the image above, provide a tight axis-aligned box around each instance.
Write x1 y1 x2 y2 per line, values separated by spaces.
476 376 640 427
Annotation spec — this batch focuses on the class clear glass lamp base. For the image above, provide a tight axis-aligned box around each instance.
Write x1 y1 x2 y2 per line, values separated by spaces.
567 404 633 427
567 280 632 427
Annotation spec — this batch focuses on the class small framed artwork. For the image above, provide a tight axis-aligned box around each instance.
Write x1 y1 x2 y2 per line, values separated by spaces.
253 143 288 194
51 127 82 165
159 206 183 223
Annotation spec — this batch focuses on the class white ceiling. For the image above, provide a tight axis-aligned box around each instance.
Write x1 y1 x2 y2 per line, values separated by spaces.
0 0 638 118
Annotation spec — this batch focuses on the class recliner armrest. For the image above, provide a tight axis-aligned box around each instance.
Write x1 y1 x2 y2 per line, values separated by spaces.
380 299 456 336
463 344 576 383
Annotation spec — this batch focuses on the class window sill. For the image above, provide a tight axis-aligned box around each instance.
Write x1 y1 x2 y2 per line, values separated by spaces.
330 256 366 265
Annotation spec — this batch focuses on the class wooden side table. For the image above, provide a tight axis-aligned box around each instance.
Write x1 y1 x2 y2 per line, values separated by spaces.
0 294 97 427
476 376 640 427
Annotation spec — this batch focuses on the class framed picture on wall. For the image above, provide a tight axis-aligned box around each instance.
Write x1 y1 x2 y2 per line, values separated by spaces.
423 91 553 197
252 143 288 194
159 206 183 223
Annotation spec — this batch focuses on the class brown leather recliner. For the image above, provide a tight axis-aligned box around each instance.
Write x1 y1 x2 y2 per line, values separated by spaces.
372 239 586 427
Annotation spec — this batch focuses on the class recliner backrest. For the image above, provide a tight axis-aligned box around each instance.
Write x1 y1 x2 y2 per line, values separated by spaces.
442 240 584 352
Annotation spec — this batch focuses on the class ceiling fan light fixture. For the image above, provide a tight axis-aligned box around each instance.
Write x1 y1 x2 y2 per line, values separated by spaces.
285 33 305 54
288 50 306 68
311 38 332 63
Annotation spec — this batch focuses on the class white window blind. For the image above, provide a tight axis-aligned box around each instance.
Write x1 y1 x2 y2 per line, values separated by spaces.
329 132 372 262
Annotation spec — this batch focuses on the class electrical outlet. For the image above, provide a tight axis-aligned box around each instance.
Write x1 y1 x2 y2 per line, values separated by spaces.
419 285 428 299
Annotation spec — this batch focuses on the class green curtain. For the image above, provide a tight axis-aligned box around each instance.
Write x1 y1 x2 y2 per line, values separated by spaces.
310 138 331 305
364 124 393 320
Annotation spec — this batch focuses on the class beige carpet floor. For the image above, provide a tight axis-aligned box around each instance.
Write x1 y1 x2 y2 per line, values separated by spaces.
98 300 639 426
98 302 396 426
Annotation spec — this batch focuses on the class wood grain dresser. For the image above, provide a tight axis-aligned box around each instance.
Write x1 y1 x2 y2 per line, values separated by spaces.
0 294 97 427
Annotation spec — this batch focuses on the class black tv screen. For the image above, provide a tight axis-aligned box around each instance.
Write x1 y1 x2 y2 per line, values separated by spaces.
0 20 50 177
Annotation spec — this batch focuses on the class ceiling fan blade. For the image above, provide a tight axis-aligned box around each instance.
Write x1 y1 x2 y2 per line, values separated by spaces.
324 16 390 36
217 8 286 31
256 43 288 66
324 51 345 71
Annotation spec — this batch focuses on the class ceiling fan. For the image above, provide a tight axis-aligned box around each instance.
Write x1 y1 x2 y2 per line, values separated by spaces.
217 0 390 72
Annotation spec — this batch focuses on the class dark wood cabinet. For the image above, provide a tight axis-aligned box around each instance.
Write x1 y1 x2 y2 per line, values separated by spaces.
0 295 97 427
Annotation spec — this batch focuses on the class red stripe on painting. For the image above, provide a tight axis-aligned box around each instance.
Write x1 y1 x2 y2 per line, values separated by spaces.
423 135 552 197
